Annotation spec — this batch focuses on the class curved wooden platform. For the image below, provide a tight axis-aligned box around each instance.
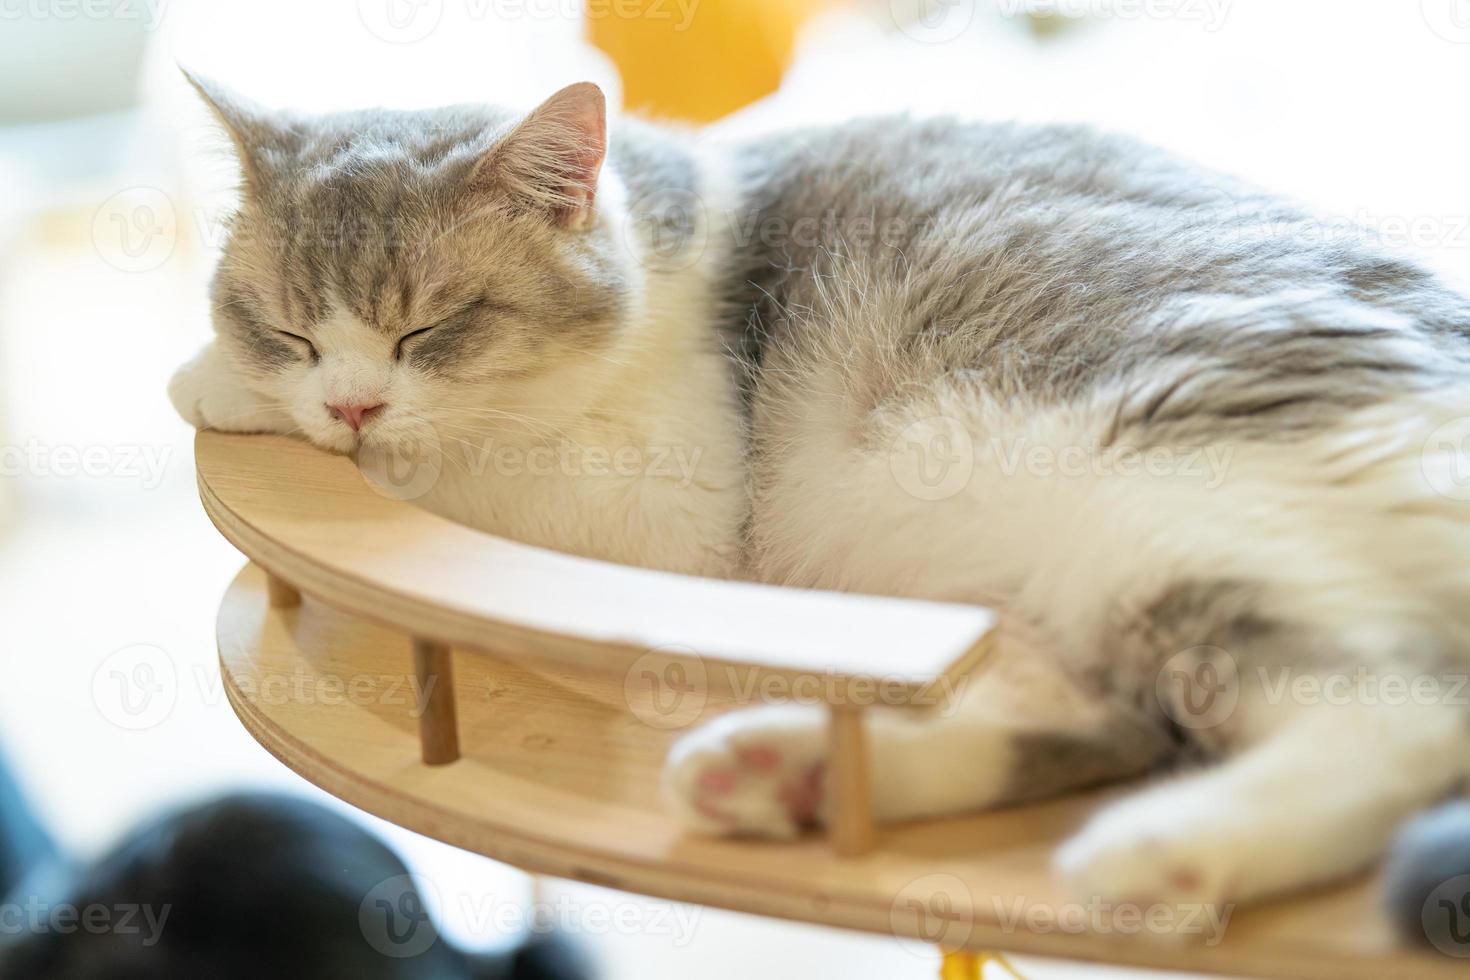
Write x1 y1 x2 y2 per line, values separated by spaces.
199 431 1463 977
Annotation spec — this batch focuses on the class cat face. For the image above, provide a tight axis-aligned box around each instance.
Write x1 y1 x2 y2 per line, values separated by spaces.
191 76 631 456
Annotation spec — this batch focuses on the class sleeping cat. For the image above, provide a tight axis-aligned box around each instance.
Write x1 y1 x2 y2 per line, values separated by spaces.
171 75 1470 927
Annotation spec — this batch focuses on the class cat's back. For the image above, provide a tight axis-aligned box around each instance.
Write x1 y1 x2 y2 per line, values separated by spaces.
719 114 1470 415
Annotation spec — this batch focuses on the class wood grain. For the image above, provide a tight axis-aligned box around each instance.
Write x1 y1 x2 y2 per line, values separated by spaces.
411 638 459 765
196 431 995 705
217 563 1463 980
266 572 301 608
828 706 875 857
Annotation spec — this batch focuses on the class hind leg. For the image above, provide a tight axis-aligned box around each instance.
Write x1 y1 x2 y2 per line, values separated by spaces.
1055 687 1470 910
664 628 1175 836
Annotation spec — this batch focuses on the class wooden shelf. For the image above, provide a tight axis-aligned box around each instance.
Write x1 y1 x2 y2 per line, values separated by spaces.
217 563 1457 979
197 430 1460 977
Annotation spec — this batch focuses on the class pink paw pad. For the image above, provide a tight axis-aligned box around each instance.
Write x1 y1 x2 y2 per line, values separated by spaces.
699 768 739 794
779 764 825 824
737 746 782 771
1168 867 1203 892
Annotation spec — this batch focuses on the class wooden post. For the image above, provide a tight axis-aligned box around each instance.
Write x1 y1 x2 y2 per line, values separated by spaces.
828 703 875 856
265 572 300 608
412 639 459 765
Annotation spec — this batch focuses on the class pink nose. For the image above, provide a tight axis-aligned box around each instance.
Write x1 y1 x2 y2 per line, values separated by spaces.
326 402 385 432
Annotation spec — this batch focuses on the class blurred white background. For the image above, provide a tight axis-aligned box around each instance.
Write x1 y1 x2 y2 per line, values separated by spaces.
1 1 1467 977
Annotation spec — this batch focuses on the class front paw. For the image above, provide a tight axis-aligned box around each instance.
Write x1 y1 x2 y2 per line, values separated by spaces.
1053 797 1239 940
169 346 289 433
664 706 828 839
168 352 211 428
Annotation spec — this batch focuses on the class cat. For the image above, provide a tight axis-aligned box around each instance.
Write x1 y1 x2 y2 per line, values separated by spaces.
171 74 1470 931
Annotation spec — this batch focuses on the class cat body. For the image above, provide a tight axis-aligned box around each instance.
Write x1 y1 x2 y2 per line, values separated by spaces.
172 78 1470 924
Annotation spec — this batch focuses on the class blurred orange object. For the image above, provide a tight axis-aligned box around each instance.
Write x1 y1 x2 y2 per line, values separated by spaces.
587 0 834 123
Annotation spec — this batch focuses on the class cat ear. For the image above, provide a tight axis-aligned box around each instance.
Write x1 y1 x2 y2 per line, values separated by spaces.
180 67 283 194
472 82 607 231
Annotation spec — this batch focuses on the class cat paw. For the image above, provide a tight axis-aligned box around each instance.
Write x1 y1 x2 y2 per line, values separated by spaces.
663 706 828 839
167 351 212 428
1053 796 1239 935
168 345 289 433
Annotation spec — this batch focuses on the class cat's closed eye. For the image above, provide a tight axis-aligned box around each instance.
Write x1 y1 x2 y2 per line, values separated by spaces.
277 330 319 364
394 326 435 361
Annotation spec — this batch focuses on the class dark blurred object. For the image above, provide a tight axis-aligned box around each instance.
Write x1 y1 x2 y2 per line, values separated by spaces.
0 752 59 901
0 792 594 980
1383 799 1470 957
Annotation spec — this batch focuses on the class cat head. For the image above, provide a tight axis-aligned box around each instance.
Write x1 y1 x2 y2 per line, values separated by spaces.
188 73 636 457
